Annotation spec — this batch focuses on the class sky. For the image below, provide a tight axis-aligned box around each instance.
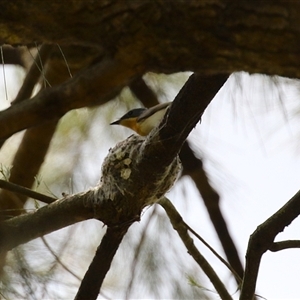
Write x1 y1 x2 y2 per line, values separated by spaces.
1 66 300 299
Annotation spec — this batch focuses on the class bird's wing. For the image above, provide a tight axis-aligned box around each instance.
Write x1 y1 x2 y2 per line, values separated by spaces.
137 102 171 122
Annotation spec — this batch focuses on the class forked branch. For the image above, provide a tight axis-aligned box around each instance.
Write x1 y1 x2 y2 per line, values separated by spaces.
240 190 300 299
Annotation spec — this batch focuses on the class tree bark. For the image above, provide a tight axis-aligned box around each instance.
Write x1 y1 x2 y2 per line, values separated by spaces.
0 1 299 78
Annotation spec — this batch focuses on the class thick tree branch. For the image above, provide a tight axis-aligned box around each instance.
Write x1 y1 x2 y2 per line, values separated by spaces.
1 2 300 77
0 73 228 300
0 58 142 141
130 76 243 281
74 73 229 299
0 122 58 218
0 191 94 254
240 190 300 300
0 45 52 151
155 73 229 161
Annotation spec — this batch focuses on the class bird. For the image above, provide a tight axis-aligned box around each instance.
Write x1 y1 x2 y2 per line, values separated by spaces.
110 102 171 136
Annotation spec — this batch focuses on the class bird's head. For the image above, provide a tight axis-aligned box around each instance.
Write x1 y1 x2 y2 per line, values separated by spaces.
110 108 147 135
110 102 171 136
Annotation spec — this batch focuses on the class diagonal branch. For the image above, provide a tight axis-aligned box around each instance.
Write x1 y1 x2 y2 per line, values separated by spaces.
12 44 53 104
0 58 142 141
0 73 229 252
75 224 131 300
180 142 244 281
144 73 229 165
0 179 55 204
129 76 158 108
0 45 73 218
240 189 300 300
130 76 243 282
0 73 229 300
159 197 233 300
75 73 229 299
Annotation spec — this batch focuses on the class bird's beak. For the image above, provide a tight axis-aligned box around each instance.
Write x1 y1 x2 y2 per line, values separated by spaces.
110 120 120 125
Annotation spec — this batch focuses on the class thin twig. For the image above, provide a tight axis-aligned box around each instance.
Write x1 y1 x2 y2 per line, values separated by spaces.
185 219 242 285
56 44 73 78
0 179 56 204
0 46 8 101
41 235 81 281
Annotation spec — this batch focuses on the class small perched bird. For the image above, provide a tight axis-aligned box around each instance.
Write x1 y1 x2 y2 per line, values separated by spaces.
110 102 171 136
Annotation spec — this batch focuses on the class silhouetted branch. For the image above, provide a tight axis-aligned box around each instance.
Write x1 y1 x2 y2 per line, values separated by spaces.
75 73 229 299
240 190 300 300
131 75 243 284
159 197 233 300
0 73 229 300
0 46 78 217
75 224 131 300
269 240 300 252
180 142 244 282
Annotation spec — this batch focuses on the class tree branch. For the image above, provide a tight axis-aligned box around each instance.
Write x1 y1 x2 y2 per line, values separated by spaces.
0 73 228 300
0 73 228 251
159 197 233 300
269 240 300 252
146 73 229 164
129 76 158 108
130 76 243 282
184 216 242 285
180 142 244 282
75 224 131 300
0 191 93 254
12 44 53 104
0 47 81 217
0 58 142 141
0 179 55 204
1 2 300 77
240 189 300 300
